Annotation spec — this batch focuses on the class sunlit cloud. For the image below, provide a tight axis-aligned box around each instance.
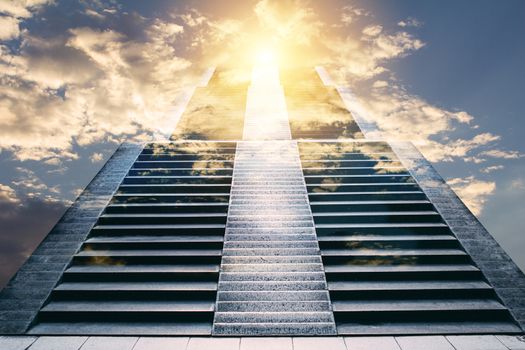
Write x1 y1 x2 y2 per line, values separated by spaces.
0 184 20 205
447 176 496 216
0 0 520 220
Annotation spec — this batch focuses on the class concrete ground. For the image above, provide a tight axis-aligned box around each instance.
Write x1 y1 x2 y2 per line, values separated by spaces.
1 335 525 350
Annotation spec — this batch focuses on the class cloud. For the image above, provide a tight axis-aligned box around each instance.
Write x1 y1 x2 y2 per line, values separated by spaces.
327 28 424 81
480 149 522 159
0 16 20 40
0 0 53 41
362 25 382 37
0 0 53 18
340 5 369 25
254 0 322 45
90 152 103 163
0 184 20 205
0 12 196 162
398 18 422 28
481 165 504 174
447 176 496 216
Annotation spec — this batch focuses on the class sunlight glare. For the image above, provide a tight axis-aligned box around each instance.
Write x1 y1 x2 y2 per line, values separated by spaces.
255 48 277 65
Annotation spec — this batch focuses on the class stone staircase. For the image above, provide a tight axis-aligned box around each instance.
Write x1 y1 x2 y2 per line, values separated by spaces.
30 142 236 335
213 141 337 335
298 141 521 335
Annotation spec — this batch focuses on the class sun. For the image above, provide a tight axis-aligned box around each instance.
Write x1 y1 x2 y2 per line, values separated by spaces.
254 48 277 65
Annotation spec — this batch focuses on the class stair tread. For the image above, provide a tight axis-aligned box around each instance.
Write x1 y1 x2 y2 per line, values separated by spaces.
76 249 223 257
312 200 430 205
318 235 455 242
42 300 214 312
321 249 466 256
332 299 506 312
28 322 213 335
100 213 227 218
316 223 447 228
309 191 423 195
328 280 491 291
314 211 438 216
93 224 226 229
66 264 219 273
325 264 479 273
87 235 224 243
336 321 522 335
56 281 217 291
107 203 229 207
114 193 230 196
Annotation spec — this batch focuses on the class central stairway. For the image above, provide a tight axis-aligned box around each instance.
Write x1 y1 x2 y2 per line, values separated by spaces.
212 141 336 335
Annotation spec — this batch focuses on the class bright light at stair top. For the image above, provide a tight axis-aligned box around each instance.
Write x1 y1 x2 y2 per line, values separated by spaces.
254 47 277 66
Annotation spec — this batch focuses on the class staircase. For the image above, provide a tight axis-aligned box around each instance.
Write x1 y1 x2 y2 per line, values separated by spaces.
212 141 337 335
298 140 521 335
30 142 236 335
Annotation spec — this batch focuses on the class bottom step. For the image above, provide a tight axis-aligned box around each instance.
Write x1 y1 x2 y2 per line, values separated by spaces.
212 322 337 336
29 322 212 335
336 321 522 335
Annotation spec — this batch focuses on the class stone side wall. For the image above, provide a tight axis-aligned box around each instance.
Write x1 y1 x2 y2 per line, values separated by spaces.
0 143 143 334
391 141 525 330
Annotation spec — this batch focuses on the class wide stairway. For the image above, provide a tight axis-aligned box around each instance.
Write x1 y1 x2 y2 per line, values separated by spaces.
298 141 520 335
30 142 235 335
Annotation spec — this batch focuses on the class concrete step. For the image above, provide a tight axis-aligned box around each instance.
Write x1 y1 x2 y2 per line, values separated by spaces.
216 301 331 312
214 311 334 323
86 235 224 244
66 264 219 274
42 300 215 313
309 192 427 201
219 272 326 282
335 321 522 335
219 281 327 291
217 291 330 301
221 263 324 273
56 281 217 292
224 241 318 249
318 234 455 242
223 248 319 256
221 256 321 264
29 322 213 335
212 322 337 336
322 248 466 257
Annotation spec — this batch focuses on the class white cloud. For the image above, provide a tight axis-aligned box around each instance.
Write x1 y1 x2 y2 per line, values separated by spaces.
340 5 369 25
362 25 382 37
372 80 388 88
254 0 322 45
398 18 422 28
0 0 53 41
480 149 521 159
0 15 196 162
90 152 103 163
0 16 20 40
0 0 52 18
481 165 504 173
328 29 424 81
447 176 496 216
0 184 20 204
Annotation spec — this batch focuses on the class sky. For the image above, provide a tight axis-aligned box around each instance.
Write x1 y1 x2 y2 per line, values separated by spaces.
0 0 523 288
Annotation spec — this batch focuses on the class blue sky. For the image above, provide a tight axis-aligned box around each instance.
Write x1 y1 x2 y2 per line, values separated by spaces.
0 0 523 287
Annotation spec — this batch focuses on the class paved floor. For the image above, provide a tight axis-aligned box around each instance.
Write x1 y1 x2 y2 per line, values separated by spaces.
1 335 525 350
